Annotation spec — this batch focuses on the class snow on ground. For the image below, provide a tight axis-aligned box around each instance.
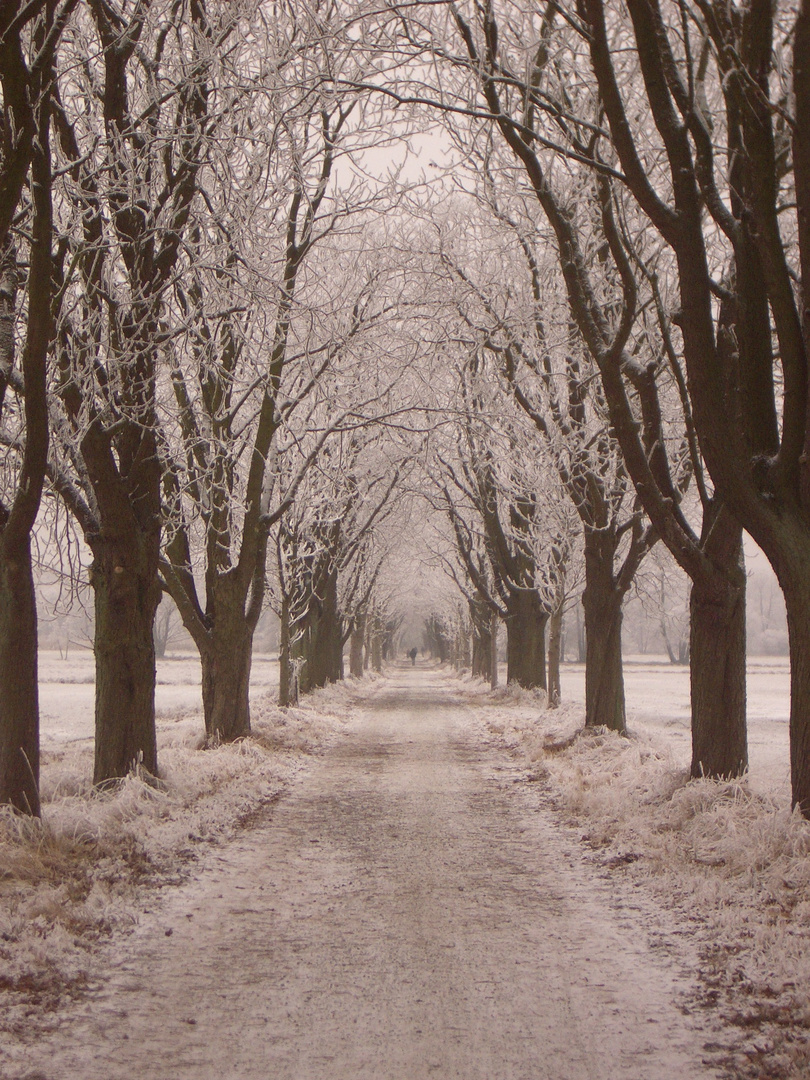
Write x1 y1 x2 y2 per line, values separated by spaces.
454 657 808 1079
0 651 363 1036
1 651 807 1078
2 669 721 1080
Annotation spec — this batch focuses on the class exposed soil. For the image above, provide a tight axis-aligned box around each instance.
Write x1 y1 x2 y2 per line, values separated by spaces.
1 669 726 1079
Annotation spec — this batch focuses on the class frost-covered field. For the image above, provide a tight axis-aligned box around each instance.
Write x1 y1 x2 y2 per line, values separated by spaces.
0 650 362 1036
561 655 792 799
460 656 808 1080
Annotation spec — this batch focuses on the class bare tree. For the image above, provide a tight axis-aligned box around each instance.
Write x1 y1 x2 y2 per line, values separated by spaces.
424 198 651 729
47 0 222 783
273 426 403 704
384 1 747 771
0 0 76 813
155 3 408 740
562 0 809 794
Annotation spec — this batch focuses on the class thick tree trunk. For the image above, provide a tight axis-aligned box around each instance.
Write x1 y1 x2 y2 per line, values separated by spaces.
305 571 342 690
583 594 625 732
547 603 563 708
91 540 161 784
490 611 499 689
471 622 492 680
349 614 365 678
505 589 547 689
689 531 748 779
0 538 41 815
201 626 253 743
278 596 297 707
582 532 626 732
777 558 810 816
371 631 382 673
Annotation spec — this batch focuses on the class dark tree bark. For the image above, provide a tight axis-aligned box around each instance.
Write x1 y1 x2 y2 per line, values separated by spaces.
0 3 67 812
0 541 40 814
91 538 161 781
781 558 810 813
547 602 563 708
197 574 255 743
582 529 626 732
469 595 492 681
201 635 253 744
689 564 747 779
303 567 343 691
0 233 41 814
349 613 366 678
505 589 547 690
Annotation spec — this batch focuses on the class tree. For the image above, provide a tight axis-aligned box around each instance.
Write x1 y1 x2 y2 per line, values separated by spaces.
569 0 805 793
273 427 402 703
0 1 75 813
387 0 747 771
433 361 561 692
157 3 406 740
48 0 220 784
425 199 651 728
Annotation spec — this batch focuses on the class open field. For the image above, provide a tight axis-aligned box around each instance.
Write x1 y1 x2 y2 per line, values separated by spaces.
36 650 791 799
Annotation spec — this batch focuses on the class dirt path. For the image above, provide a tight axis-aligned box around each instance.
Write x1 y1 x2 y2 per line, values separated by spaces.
6 669 721 1080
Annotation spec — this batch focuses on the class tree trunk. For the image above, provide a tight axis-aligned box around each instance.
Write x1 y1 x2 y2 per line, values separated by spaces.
490 611 499 689
278 595 298 707
689 524 748 779
457 625 471 669
582 531 626 732
201 625 253 743
575 602 586 662
471 621 492 680
371 631 382 673
0 537 41 815
775 555 810 816
505 589 547 689
349 614 365 678
305 570 342 690
91 540 161 784
547 602 563 708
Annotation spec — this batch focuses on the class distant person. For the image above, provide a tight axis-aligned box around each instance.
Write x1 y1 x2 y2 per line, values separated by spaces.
408 647 418 666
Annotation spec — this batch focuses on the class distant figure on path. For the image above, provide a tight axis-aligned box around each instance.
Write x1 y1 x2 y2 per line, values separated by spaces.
408 647 418 666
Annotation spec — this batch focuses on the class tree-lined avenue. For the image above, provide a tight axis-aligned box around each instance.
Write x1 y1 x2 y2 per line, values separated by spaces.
15 667 717 1080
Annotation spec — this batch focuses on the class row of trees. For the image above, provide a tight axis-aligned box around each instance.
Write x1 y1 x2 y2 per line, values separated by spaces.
0 0 415 813
363 0 808 811
5 0 810 819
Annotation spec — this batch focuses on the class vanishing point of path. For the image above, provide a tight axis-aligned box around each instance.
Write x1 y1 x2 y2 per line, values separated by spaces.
13 668 719 1080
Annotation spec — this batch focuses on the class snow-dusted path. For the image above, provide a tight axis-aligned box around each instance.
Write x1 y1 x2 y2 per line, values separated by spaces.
16 669 719 1080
